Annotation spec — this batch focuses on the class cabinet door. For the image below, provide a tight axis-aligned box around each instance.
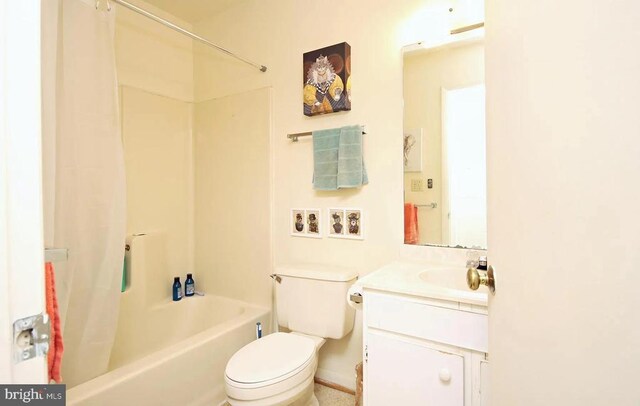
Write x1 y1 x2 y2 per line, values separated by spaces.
366 332 464 406
480 360 489 406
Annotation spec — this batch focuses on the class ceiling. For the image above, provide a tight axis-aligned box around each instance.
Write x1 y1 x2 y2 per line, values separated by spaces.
142 0 243 24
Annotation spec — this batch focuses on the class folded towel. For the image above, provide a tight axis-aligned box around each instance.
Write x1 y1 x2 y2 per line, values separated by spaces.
313 125 368 190
312 127 340 190
404 203 419 244
337 125 368 188
45 262 64 383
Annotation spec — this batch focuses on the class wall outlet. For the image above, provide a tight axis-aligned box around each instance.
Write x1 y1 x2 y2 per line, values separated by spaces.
411 178 426 192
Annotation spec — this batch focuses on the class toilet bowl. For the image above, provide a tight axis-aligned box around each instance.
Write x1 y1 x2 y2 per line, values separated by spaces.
225 333 325 406
224 264 358 406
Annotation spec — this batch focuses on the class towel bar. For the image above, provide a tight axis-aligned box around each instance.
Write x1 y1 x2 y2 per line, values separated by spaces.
45 248 68 263
287 125 366 142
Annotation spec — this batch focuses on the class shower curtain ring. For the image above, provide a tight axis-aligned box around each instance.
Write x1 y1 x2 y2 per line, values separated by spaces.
106 0 112 11
95 0 100 10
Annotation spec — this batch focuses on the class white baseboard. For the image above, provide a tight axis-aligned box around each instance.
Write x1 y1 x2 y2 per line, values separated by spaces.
315 368 356 392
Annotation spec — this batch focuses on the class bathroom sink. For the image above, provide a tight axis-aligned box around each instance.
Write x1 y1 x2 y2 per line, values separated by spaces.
356 262 488 306
417 268 470 292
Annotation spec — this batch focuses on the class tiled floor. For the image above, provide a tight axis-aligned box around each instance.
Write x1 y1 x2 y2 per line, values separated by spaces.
223 383 354 405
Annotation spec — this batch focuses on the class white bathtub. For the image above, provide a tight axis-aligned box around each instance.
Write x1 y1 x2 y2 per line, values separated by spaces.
66 234 271 405
67 294 270 406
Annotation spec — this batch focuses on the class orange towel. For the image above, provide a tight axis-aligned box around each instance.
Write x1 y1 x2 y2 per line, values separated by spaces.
404 203 419 244
45 262 63 382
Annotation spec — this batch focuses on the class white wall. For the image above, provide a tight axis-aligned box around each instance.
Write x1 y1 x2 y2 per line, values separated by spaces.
192 0 441 389
194 88 272 309
403 42 484 245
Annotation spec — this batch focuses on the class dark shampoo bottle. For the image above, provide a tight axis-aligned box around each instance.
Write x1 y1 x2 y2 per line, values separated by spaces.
172 277 182 301
185 273 195 297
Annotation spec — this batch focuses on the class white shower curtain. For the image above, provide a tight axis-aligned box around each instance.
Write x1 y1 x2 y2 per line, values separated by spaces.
42 0 126 387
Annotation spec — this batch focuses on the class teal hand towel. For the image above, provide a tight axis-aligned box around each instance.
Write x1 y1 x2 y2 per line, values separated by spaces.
313 125 368 190
312 128 341 190
337 125 368 188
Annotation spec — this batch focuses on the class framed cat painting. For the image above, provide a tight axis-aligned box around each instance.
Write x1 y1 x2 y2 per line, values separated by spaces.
303 42 351 116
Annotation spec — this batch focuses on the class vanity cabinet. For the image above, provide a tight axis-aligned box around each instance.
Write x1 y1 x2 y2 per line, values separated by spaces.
363 291 489 406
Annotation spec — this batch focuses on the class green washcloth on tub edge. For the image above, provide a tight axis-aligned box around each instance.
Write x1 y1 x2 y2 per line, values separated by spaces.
312 125 368 190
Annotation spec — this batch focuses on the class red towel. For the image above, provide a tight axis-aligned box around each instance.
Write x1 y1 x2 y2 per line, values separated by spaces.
404 203 419 244
45 262 64 382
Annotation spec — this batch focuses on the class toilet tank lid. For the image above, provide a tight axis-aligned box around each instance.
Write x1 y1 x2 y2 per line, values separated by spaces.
276 264 358 282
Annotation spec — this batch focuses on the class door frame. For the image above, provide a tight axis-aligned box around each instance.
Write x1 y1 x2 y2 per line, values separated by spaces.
0 0 47 383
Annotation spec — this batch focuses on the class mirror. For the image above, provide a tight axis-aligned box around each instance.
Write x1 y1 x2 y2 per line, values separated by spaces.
403 34 486 249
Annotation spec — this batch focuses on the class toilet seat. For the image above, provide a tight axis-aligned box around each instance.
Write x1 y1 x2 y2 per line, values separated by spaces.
225 333 318 403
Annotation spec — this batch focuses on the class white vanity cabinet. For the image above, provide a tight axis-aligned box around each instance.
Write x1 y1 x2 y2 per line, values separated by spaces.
363 290 489 406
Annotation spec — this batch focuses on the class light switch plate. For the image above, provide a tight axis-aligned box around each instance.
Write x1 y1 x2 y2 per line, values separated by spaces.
411 178 426 192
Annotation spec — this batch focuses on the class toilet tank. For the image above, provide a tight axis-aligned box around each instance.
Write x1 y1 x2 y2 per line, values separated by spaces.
275 264 358 339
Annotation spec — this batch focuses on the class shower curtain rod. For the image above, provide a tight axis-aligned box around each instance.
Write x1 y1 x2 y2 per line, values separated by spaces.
104 0 268 72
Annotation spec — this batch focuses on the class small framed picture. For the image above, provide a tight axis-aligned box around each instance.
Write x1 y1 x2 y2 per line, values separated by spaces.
291 209 322 238
328 208 364 240
291 209 306 236
328 208 345 237
305 209 321 238
344 209 364 239
403 128 423 172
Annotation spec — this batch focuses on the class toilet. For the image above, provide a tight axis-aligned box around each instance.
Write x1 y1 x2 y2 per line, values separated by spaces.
225 264 358 406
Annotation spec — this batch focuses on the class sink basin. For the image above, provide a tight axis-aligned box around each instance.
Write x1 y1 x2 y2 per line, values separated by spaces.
418 268 470 292
356 261 488 306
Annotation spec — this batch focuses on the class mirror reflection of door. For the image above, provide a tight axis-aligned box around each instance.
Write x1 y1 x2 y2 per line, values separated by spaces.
403 34 485 249
442 84 486 248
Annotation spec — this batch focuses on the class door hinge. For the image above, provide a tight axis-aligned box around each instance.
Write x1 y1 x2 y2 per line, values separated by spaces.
13 313 50 363
365 345 368 363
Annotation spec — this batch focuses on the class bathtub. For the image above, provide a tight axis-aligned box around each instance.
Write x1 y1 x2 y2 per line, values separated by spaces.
67 294 270 406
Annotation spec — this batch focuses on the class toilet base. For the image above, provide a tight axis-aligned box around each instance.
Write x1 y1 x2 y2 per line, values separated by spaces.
227 375 316 406
288 385 317 406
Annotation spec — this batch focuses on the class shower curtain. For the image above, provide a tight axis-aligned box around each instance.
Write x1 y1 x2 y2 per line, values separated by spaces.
42 0 126 387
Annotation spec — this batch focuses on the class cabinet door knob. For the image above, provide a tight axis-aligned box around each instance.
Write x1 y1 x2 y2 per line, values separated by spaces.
439 368 451 383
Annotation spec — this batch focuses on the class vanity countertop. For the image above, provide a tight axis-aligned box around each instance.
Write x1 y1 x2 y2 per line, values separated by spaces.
357 261 488 307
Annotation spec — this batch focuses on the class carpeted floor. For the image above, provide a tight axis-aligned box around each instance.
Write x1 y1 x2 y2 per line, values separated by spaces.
314 383 355 405
223 383 354 405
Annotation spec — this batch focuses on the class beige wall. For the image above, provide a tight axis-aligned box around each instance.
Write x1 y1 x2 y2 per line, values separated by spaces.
117 0 460 389
192 0 440 388
115 1 272 313
115 0 194 102
121 87 194 283
403 42 484 245
116 2 195 288
194 88 272 308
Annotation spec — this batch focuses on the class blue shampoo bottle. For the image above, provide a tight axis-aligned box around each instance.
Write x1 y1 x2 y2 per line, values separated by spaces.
185 273 195 297
172 277 182 301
